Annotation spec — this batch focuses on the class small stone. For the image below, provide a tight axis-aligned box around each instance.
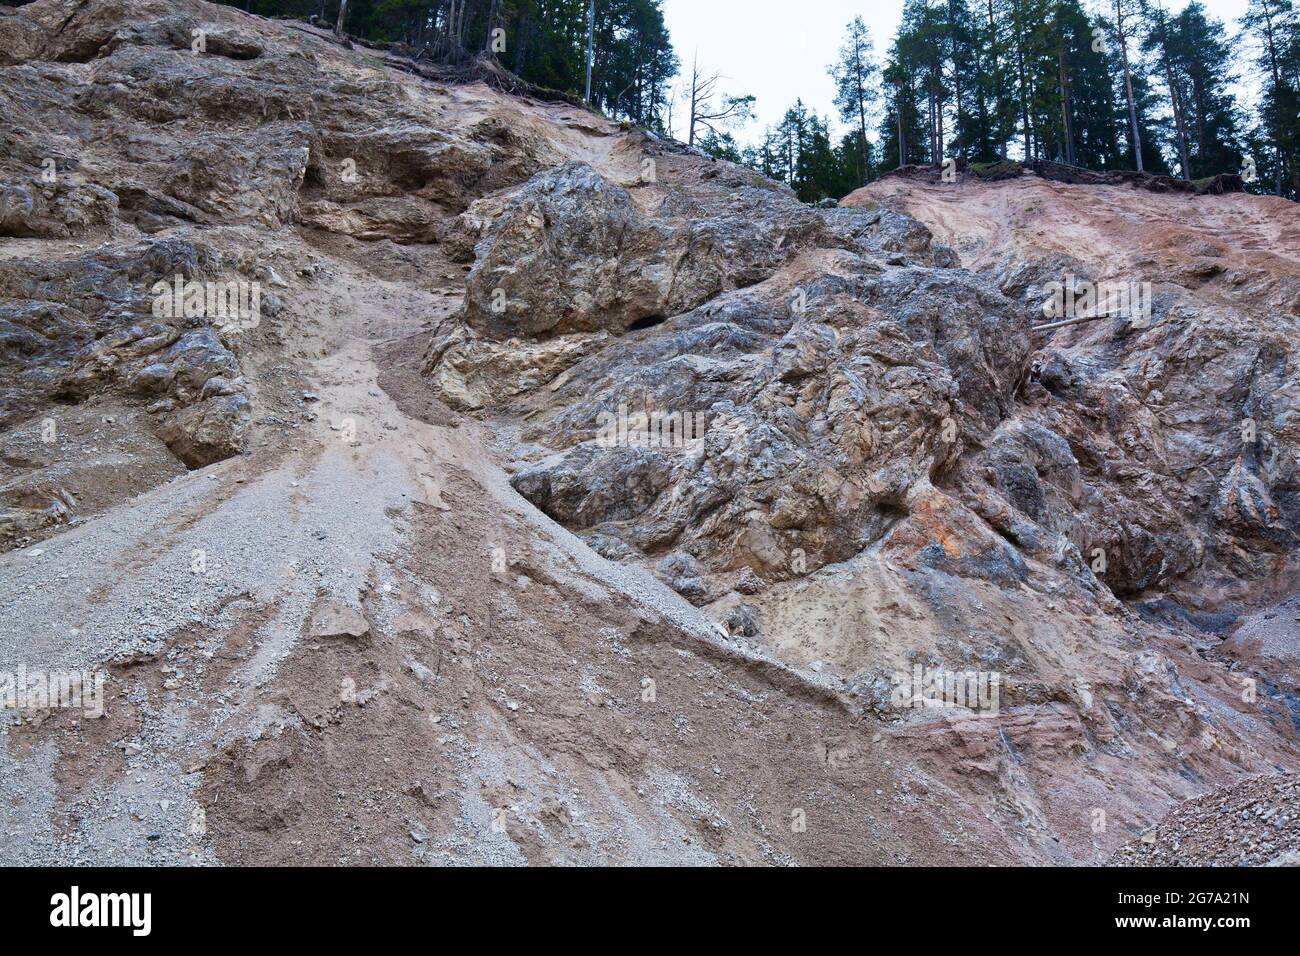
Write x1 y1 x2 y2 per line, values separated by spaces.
308 602 370 641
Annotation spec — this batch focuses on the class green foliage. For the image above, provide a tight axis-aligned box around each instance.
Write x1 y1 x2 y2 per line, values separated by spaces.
869 0 1283 188
828 16 880 186
1239 0 1300 196
697 130 742 163
738 100 860 203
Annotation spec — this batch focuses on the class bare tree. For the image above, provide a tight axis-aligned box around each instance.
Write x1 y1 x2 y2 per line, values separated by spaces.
335 0 349 38
686 54 754 147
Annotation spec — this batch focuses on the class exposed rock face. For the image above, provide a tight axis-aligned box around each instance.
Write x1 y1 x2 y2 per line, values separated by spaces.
0 179 119 238
846 173 1300 611
0 0 585 545
457 161 834 339
428 158 1003 595
505 249 1029 586
1 0 1297 867
424 157 1042 598
417 67 1300 864
428 146 1299 625
0 238 250 473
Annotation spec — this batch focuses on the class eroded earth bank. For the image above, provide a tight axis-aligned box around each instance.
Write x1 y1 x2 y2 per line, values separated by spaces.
1 0 1298 865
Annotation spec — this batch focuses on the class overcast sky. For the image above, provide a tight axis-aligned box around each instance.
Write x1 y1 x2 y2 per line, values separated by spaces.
659 0 1255 146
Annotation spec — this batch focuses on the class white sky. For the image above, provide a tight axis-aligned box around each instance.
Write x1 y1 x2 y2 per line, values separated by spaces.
660 0 1254 147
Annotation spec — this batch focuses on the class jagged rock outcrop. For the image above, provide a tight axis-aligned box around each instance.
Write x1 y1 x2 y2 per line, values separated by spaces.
414 56 1300 866
0 238 252 479
0 0 596 546
503 246 1030 586
455 161 835 339
848 171 1300 612
1 0 1297 868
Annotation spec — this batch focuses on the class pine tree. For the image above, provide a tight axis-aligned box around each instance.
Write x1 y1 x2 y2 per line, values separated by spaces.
1142 0 1192 177
740 103 856 202
945 0 988 161
880 41 930 169
1241 0 1300 196
828 16 880 187
1168 2 1243 178
697 130 742 162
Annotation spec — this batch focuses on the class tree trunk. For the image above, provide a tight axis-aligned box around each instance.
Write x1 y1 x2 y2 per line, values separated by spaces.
1154 7 1191 178
334 0 349 38
687 59 696 145
584 0 595 104
1115 2 1144 172
1257 0 1289 194
898 83 906 166
483 0 500 55
935 63 944 161
953 61 964 161
1191 72 1208 162
1102 66 1122 165
1011 0 1032 160
855 40 870 183
988 0 1006 159
1058 44 1075 165
514 5 531 73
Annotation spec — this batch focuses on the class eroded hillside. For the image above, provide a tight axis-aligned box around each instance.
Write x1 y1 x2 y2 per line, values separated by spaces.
0 0 1297 865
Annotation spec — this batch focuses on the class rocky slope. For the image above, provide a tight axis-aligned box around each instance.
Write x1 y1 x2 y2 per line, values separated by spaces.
1111 773 1300 866
0 0 1297 865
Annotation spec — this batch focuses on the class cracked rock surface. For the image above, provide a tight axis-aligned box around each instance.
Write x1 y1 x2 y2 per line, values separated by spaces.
0 0 1297 866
